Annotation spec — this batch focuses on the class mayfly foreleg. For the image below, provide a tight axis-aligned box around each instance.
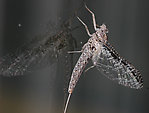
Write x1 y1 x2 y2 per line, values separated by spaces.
77 16 92 37
84 4 98 31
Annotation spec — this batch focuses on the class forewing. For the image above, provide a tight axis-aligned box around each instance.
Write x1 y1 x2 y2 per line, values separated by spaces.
92 42 143 89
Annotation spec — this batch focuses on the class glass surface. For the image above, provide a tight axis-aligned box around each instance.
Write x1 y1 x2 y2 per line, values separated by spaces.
0 0 148 113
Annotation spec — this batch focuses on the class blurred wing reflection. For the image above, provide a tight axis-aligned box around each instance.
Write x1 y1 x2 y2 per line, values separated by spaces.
0 19 76 77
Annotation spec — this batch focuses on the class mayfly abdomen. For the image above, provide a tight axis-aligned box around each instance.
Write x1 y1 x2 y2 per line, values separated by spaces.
68 46 92 93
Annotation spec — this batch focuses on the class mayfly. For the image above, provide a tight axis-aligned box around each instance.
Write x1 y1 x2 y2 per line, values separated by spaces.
64 4 143 113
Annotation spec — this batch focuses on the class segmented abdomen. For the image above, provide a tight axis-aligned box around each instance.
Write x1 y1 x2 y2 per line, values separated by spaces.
68 47 92 93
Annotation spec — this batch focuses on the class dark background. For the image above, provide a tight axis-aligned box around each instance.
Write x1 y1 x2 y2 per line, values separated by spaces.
0 0 149 113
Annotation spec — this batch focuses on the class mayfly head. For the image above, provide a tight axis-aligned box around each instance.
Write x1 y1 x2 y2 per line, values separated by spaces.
96 24 108 43
100 24 108 33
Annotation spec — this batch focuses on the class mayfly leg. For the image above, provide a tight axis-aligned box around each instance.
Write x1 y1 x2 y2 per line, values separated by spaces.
84 4 98 31
67 50 82 54
77 16 92 37
84 65 95 73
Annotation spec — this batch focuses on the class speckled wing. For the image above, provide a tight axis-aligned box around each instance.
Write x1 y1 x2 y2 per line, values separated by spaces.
92 42 143 89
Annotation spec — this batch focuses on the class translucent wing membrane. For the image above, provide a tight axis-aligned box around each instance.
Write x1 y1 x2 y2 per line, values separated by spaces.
92 42 143 89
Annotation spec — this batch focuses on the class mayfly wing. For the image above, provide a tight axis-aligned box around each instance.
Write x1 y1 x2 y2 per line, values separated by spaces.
92 41 143 89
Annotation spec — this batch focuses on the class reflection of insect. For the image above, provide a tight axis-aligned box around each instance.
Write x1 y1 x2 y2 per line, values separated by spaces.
0 18 76 77
64 5 143 113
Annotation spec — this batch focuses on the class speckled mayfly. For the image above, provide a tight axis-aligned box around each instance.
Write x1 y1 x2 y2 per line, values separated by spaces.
64 4 143 113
